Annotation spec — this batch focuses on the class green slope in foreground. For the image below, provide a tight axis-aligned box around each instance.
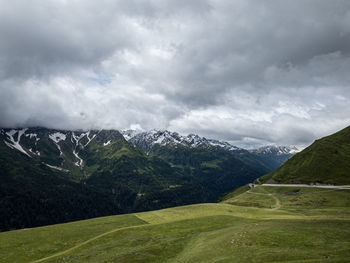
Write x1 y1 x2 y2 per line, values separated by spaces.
1 185 350 263
260 125 350 185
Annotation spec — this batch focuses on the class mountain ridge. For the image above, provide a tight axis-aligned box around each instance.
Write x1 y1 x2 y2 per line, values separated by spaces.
1 127 299 160
121 128 299 154
2 126 288 230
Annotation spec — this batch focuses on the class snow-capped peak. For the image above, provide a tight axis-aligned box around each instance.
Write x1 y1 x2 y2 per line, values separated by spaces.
123 129 241 152
250 145 300 155
121 129 143 141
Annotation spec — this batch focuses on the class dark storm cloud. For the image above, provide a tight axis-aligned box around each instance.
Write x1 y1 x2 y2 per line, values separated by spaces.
0 0 350 147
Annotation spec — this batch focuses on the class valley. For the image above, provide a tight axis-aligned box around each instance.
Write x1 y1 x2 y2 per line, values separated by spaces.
0 127 295 231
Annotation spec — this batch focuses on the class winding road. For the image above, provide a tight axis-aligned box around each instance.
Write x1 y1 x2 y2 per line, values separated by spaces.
261 184 350 190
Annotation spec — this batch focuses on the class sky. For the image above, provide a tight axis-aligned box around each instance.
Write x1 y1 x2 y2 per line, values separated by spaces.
0 0 350 148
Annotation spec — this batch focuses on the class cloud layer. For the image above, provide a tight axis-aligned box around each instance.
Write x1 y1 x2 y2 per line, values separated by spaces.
1 0 350 148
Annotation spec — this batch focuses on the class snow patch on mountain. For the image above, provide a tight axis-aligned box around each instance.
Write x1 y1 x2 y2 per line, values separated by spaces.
288 147 300 154
71 131 85 145
103 140 111 146
71 131 85 168
43 163 69 172
56 143 63 156
29 148 41 156
122 129 143 141
73 149 83 167
5 129 31 157
25 133 40 141
48 132 67 156
84 131 97 147
49 132 67 143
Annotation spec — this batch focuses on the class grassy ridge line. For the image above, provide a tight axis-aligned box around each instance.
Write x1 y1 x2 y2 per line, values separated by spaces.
223 186 277 208
135 203 299 223
219 184 250 201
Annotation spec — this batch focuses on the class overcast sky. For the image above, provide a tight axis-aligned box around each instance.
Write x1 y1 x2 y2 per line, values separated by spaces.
1 0 350 148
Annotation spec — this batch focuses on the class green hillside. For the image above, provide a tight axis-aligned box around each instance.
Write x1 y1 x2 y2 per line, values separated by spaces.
1 184 349 263
260 125 350 185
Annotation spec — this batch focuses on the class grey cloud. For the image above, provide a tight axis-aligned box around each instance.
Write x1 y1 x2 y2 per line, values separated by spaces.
163 1 350 104
0 0 350 147
0 0 132 80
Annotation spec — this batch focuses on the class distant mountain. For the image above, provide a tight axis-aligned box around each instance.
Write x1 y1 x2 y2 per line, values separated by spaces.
121 129 296 172
1 127 272 231
260 126 350 185
249 145 299 171
250 145 299 155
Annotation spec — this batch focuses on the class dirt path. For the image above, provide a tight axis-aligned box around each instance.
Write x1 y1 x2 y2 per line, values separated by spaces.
258 187 281 210
269 193 281 210
246 189 281 209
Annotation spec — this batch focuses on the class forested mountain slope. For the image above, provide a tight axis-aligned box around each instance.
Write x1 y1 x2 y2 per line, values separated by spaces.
0 127 267 230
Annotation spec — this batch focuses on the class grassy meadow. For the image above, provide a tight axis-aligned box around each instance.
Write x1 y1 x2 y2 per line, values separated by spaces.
1 186 349 263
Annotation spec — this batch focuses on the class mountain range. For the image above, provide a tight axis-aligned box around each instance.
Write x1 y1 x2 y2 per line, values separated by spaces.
122 129 297 170
0 127 296 230
2 125 349 262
